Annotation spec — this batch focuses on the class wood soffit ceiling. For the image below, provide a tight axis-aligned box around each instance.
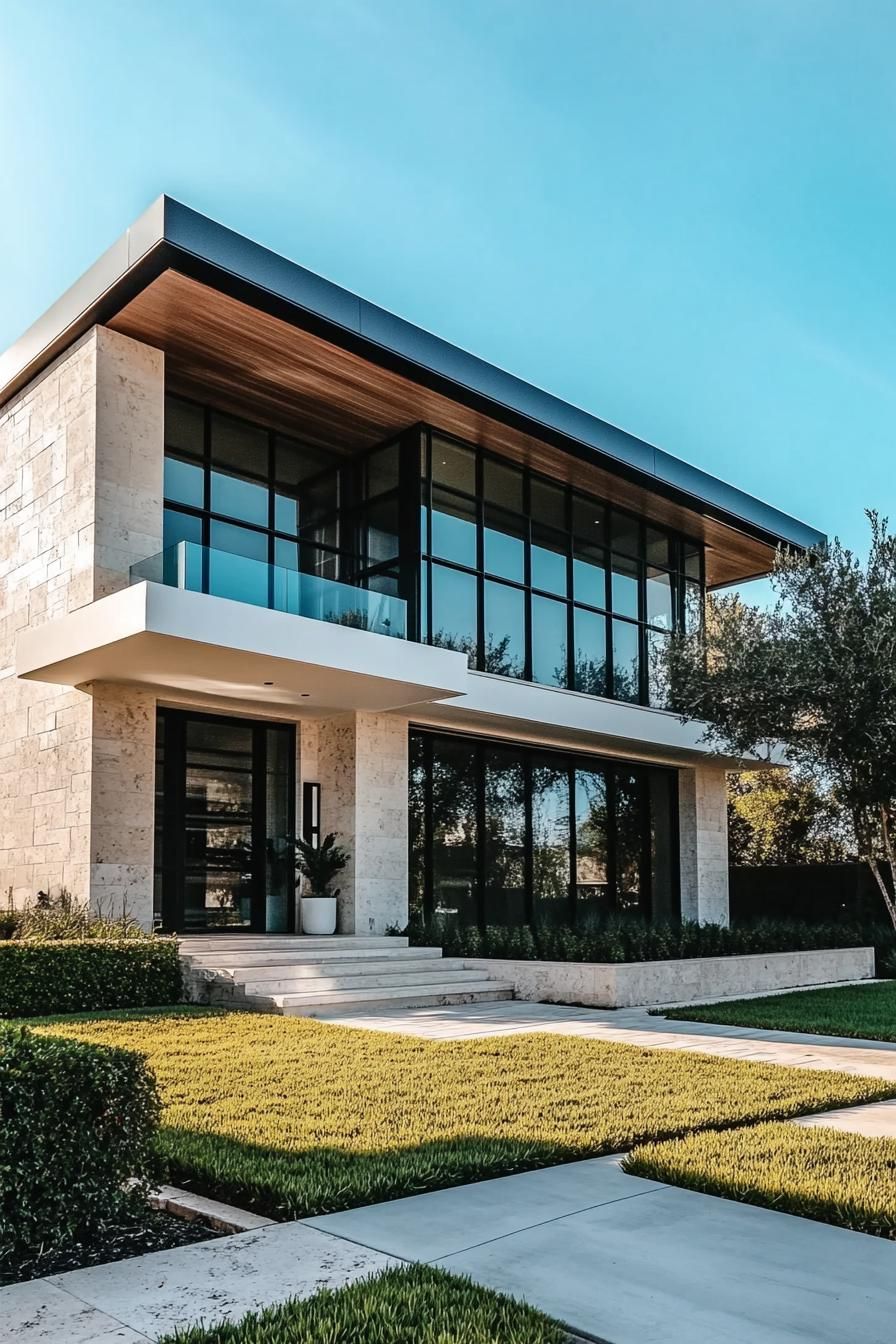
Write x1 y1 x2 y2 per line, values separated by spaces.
108 270 775 588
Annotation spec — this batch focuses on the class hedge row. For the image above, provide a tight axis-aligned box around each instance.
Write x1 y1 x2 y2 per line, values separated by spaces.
0 1023 160 1270
0 939 181 1018
407 915 893 966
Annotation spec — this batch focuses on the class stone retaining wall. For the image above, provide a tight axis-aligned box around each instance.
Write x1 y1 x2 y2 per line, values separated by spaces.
465 946 876 1009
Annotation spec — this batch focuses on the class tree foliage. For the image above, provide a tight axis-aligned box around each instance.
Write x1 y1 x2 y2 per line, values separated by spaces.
727 772 850 867
667 512 896 926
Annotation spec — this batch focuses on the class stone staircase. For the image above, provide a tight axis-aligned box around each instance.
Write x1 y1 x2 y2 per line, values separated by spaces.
179 934 514 1016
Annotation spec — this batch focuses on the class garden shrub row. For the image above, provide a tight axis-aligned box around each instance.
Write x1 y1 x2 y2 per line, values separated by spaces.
0 1022 160 1275
0 939 181 1018
407 915 895 968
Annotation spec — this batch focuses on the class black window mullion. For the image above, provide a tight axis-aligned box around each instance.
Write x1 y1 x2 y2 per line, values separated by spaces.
523 754 534 924
523 471 533 681
607 768 619 913
475 452 485 672
475 739 486 928
568 763 577 927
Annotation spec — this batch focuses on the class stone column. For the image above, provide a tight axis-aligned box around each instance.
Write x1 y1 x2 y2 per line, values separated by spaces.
88 683 157 929
316 712 408 934
678 764 729 926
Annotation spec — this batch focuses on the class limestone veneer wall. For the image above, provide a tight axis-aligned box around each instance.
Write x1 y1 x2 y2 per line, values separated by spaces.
679 764 729 925
466 946 875 1009
0 326 163 920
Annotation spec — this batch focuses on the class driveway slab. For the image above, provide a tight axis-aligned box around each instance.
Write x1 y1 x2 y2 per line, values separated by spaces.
308 1155 896 1344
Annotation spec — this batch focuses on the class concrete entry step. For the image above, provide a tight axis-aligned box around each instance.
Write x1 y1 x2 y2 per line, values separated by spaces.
179 934 514 1014
178 935 409 952
275 983 516 1017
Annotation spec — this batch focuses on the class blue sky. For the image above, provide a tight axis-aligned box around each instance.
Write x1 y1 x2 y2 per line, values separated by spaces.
3 0 894 560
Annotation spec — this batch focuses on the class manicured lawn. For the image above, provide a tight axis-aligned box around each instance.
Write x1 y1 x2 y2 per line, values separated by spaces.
35 1007 896 1220
160 1264 567 1344
623 1121 896 1238
656 980 896 1042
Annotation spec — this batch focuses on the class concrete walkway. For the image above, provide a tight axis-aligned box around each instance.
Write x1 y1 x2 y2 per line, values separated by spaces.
321 998 896 1080
307 1155 896 1344
793 1097 896 1137
1 1221 395 1342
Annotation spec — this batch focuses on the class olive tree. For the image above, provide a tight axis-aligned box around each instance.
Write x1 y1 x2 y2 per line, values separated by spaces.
667 512 896 928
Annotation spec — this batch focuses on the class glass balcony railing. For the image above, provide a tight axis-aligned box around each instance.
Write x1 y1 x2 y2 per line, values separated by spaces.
130 542 406 639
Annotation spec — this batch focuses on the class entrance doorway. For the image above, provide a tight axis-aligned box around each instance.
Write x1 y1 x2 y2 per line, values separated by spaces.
154 710 295 933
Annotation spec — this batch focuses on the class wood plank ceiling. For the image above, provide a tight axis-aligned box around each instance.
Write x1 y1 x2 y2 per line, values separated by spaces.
108 270 776 587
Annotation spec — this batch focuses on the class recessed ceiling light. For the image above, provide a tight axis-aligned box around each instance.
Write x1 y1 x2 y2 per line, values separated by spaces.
263 681 273 686
300 693 311 698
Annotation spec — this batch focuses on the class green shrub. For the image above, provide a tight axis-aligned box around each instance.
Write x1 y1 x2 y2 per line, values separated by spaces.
0 1023 160 1267
0 940 181 1018
408 914 893 966
161 1264 567 1343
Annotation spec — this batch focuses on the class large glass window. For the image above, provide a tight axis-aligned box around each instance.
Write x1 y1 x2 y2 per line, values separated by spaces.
418 429 704 707
162 394 402 601
409 729 678 928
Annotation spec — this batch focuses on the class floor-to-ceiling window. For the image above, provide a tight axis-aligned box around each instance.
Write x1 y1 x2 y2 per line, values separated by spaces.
162 394 403 605
154 709 295 933
409 729 679 928
418 429 704 708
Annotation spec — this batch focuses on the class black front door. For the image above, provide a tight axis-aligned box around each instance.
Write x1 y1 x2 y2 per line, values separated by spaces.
155 710 295 933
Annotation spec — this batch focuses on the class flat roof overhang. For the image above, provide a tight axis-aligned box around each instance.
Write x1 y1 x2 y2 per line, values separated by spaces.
412 670 764 770
15 582 470 714
0 196 826 587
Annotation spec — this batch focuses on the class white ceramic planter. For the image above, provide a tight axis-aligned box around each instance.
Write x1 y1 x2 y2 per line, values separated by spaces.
301 896 337 936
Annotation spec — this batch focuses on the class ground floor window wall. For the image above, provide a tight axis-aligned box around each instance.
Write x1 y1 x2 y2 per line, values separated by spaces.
409 729 679 929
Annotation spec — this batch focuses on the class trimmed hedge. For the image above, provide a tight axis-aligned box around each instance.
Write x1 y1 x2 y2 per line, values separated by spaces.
0 1023 160 1267
161 1264 567 1343
406 915 891 966
0 939 181 1018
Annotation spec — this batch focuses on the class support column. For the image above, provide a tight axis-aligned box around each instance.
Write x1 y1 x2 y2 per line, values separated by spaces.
678 764 729 926
88 684 157 929
316 712 408 934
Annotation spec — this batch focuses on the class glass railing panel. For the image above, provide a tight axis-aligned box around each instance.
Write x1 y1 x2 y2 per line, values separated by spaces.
130 542 406 638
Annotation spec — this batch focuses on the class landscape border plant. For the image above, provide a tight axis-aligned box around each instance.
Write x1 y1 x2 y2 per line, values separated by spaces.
161 1264 568 1344
405 914 893 967
623 1121 896 1239
0 1022 160 1276
0 940 181 1018
34 1008 896 1221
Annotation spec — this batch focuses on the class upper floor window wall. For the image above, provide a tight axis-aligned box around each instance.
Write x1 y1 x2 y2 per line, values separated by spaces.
418 430 704 709
162 394 403 604
161 398 704 708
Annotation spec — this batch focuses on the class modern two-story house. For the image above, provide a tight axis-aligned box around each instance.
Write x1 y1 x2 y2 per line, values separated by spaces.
0 198 824 943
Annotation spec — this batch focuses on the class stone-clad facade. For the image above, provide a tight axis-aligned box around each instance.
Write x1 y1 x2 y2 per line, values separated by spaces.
0 327 163 917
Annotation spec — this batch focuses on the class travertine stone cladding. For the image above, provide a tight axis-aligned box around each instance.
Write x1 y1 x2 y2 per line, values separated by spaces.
316 712 408 934
0 326 163 915
679 764 729 926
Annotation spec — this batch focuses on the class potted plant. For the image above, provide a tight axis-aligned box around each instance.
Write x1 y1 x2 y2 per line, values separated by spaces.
295 832 349 935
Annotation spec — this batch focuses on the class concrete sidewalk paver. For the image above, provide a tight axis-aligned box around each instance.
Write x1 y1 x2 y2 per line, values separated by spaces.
792 1096 896 1137
306 1158 666 1262
320 999 896 1079
307 1155 896 1344
2 1222 396 1343
0 1277 152 1342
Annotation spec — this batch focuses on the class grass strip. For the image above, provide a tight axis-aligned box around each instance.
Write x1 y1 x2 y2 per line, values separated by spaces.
159 1264 567 1344
623 1121 896 1238
654 980 896 1042
33 1007 896 1221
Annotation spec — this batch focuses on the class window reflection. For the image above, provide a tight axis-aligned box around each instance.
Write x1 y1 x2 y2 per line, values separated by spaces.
410 731 670 929
612 620 640 702
484 581 525 677
431 563 478 664
531 595 567 688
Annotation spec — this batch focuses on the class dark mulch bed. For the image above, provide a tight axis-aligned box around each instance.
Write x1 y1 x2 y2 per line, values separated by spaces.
1 1208 225 1286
